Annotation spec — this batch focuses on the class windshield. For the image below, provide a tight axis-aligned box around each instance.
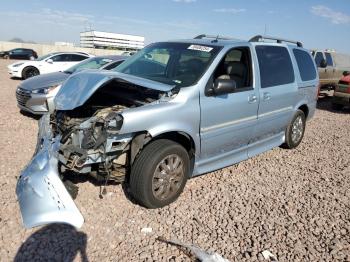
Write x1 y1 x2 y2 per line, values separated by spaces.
113 42 221 87
64 57 114 74
35 53 56 61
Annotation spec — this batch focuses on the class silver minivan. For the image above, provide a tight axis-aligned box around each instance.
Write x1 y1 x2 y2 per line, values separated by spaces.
16 35 319 228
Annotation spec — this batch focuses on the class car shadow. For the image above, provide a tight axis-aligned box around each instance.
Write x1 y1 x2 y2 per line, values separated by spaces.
19 110 42 120
10 76 22 81
63 171 139 205
14 224 88 262
317 93 350 114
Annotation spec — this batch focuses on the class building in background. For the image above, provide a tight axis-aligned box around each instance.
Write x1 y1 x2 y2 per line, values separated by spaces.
80 31 145 51
54 42 74 46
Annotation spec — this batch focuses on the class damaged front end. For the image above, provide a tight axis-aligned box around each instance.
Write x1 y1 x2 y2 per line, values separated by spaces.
16 71 175 228
55 105 134 182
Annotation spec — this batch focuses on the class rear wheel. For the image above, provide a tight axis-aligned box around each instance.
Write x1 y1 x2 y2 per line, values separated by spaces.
129 139 190 208
3 55 9 59
283 110 306 149
22 66 39 79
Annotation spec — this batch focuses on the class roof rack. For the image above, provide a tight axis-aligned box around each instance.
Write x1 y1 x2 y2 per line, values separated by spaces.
194 34 237 42
249 35 303 48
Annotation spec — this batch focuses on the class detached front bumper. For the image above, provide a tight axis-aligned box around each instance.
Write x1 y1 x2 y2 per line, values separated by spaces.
16 115 84 228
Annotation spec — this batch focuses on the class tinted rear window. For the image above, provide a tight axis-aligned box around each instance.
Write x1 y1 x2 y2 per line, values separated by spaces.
71 54 88 61
293 49 317 81
314 52 324 67
256 46 294 88
325 53 333 66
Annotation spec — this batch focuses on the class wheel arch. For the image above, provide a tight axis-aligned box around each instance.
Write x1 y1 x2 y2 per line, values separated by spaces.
297 104 309 119
130 130 197 176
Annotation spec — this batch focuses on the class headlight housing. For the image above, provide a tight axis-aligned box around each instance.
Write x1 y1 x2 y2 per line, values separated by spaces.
32 85 60 95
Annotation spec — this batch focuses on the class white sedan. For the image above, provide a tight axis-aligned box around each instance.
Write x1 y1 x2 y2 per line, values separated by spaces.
8 52 93 79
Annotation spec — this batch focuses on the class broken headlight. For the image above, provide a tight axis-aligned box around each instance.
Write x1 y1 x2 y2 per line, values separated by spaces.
105 112 123 132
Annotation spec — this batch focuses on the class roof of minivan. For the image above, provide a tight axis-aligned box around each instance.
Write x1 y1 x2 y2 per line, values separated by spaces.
165 38 304 49
166 38 244 47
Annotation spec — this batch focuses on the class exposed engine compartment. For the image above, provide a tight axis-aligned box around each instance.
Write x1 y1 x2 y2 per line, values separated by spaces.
52 80 165 182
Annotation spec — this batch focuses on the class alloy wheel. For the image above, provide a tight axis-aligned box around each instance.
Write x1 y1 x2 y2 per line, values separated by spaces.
152 154 185 201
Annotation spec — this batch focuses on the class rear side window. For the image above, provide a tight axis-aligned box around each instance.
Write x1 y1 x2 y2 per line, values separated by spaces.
314 52 324 67
293 49 317 81
325 53 333 66
71 54 88 61
256 46 294 88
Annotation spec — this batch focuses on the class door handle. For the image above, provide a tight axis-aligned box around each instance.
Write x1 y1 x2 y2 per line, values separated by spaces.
248 94 257 103
263 92 271 101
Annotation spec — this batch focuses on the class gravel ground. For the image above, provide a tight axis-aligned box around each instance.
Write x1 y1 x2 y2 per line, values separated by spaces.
0 59 349 262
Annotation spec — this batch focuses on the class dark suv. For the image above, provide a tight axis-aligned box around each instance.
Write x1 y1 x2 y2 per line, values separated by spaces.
0 48 38 60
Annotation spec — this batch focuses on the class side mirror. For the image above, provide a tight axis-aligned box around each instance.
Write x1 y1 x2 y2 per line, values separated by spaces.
343 71 350 77
319 59 327 68
208 79 237 96
144 54 153 60
46 58 53 64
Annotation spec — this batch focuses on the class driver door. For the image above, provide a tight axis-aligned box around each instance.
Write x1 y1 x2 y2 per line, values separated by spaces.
199 46 259 169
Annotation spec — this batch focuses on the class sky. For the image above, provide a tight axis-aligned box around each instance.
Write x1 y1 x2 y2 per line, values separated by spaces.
0 0 349 52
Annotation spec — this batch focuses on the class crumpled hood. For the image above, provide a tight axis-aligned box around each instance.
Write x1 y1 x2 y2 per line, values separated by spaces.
19 72 69 91
55 70 175 110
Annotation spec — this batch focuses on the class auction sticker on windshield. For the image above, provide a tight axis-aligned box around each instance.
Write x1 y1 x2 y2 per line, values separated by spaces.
188 45 213 52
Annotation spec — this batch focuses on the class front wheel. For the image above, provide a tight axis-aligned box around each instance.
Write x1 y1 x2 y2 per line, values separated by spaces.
283 110 306 149
22 66 39 79
129 139 190 208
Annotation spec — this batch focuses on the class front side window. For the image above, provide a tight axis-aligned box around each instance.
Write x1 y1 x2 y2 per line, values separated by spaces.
315 52 324 67
211 47 253 90
325 53 334 66
102 60 124 70
65 57 114 74
293 49 317 81
51 54 71 62
12 49 22 54
256 45 294 88
36 53 56 61
114 42 222 87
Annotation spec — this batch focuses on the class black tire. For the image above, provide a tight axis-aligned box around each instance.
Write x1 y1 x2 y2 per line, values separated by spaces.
22 66 39 79
332 103 343 111
129 139 190 208
3 55 9 59
283 110 306 149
